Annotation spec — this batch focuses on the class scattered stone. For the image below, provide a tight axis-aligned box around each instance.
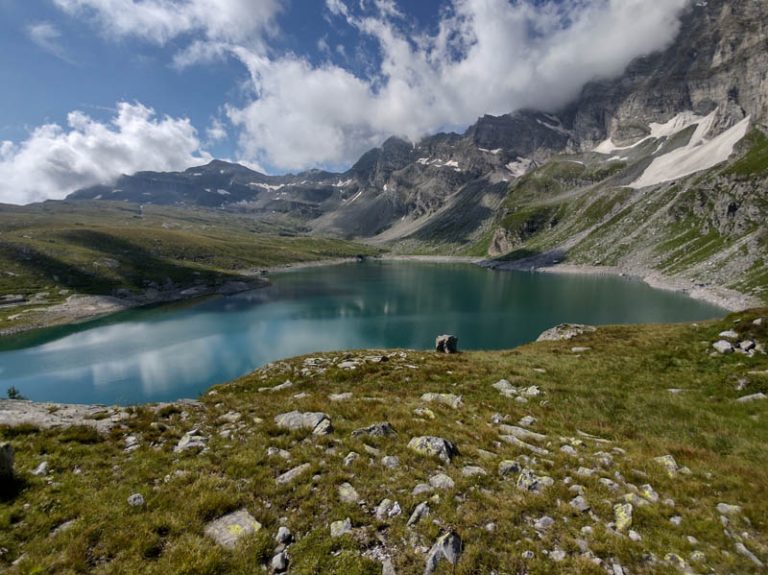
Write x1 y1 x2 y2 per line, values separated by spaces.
498 424 546 443
716 503 742 516
571 346 591 354
32 461 49 476
421 393 463 409
523 385 542 397
429 473 455 490
338 482 360 504
614 503 633 532
719 330 739 340
734 542 764 567
328 392 353 402
500 434 550 456
408 436 458 463
518 415 537 427
517 468 553 492
424 531 463 575
124 435 139 453
173 429 207 452
267 447 292 460
275 463 311 485
218 411 241 424
343 452 360 466
628 530 642 542
570 496 591 513
576 467 595 478
670 516 683 526
274 411 332 435
271 551 289 573
0 443 13 481
363 444 381 457
640 484 660 503
381 456 400 469
498 460 521 477
275 526 292 545
664 553 692 572
534 516 555 530
599 478 620 491
537 323 596 342
375 499 402 521
550 548 567 562
414 407 436 419
492 379 517 397
412 483 433 496
686 536 699 546
654 455 681 477
204 509 262 549
330 518 352 538
435 335 458 354
259 380 294 393
712 340 734 354
127 493 145 507
461 465 487 477
522 551 535 560
736 393 767 403
739 340 756 352
593 451 614 468
407 502 430 526
351 422 396 438
561 445 578 456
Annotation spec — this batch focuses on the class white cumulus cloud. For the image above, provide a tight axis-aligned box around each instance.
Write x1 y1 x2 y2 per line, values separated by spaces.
227 0 691 171
52 0 281 45
0 102 209 205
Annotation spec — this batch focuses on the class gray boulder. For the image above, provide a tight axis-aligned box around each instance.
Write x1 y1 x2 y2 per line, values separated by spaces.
424 531 463 575
408 436 459 463
204 509 262 549
537 323 596 342
351 422 396 438
435 335 458 354
274 411 332 435
712 340 735 354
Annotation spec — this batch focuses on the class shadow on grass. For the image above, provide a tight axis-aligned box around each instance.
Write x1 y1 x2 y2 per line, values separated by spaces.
1 228 245 296
0 475 28 502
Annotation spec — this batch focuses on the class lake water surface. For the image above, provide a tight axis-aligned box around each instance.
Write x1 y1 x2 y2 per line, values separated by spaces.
0 261 725 405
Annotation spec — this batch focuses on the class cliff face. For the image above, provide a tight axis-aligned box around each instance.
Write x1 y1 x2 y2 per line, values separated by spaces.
566 0 768 146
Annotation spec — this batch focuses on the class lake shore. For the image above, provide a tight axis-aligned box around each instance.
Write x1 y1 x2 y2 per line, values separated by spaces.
488 261 758 312
0 253 757 340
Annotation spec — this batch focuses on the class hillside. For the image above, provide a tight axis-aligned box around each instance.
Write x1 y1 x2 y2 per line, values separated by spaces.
0 201 378 335
1 311 766 573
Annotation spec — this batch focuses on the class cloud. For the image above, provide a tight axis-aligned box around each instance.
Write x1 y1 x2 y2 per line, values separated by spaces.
52 0 281 46
26 21 75 64
0 102 209 205
225 0 691 171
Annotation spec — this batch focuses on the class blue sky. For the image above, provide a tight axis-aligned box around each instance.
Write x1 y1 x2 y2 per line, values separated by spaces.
0 0 690 204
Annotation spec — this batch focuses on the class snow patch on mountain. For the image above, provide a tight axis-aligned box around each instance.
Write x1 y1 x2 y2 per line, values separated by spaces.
630 116 750 189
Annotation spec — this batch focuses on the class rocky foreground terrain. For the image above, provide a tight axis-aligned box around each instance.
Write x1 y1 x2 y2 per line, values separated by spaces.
1 311 766 574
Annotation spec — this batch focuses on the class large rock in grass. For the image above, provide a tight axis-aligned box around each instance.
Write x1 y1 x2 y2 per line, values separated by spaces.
0 443 13 481
435 335 458 354
424 531 463 575
204 509 262 549
408 436 458 463
537 323 596 342
274 411 332 435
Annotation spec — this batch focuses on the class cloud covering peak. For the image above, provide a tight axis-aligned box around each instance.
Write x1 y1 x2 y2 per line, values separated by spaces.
0 103 209 205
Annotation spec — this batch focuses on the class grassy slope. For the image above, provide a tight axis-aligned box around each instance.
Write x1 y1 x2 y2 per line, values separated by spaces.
0 201 379 333
1 310 766 574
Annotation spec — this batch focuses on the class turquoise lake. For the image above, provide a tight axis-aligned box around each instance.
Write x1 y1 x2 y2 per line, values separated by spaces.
0 261 725 405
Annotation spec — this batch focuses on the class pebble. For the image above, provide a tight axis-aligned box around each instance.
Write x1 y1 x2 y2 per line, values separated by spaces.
127 493 145 507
